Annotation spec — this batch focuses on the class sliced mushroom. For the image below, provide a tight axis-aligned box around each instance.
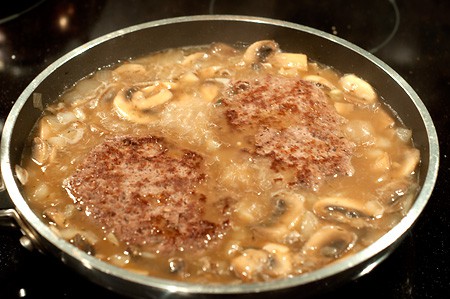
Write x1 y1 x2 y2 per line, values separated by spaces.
303 75 335 89
339 74 377 104
243 40 280 64
231 244 293 281
135 86 173 110
302 226 357 259
113 83 173 124
254 190 305 241
262 243 293 277
376 178 417 213
313 196 384 228
231 248 270 281
71 234 96 255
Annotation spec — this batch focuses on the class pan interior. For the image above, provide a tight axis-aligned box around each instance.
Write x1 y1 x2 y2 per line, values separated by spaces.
0 15 439 296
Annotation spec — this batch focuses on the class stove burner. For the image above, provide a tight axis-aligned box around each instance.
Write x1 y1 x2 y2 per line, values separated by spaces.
368 0 399 53
0 1 447 298
209 0 400 54
0 0 46 25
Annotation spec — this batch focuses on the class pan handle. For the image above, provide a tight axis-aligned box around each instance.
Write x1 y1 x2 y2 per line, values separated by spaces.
0 171 16 226
0 208 20 228
0 174 37 251
0 171 15 208
0 208 36 251
0 176 19 229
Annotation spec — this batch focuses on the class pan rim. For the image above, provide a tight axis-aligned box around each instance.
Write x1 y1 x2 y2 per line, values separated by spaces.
0 14 439 295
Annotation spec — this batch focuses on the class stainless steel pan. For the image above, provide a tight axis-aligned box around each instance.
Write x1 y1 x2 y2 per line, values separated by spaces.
0 15 439 298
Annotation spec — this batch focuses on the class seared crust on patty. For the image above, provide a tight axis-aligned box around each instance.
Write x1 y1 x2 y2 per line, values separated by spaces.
65 136 228 252
221 75 354 188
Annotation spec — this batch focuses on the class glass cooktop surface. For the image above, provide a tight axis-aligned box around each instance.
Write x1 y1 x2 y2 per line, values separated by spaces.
1 1 449 298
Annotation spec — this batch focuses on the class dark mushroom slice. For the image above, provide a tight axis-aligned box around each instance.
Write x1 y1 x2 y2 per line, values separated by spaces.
231 243 293 281
376 179 418 213
253 190 305 242
231 248 270 281
113 83 173 124
313 196 384 228
262 243 293 277
71 233 96 255
339 74 377 104
243 40 280 65
302 225 357 259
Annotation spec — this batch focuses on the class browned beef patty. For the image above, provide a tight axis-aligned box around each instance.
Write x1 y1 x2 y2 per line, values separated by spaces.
221 75 354 188
64 136 228 252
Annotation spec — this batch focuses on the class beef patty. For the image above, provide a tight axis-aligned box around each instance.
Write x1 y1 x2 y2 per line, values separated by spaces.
221 75 354 188
64 135 228 252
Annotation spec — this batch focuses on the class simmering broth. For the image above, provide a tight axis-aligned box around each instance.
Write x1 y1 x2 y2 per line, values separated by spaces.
18 41 420 283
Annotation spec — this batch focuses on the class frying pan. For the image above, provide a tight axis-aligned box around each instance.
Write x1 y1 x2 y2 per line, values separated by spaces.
0 15 439 298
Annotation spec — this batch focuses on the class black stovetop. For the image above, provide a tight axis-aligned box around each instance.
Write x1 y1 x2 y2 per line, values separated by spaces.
0 1 449 298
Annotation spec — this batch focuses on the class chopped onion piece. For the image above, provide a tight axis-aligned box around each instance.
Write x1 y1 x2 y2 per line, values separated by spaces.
396 127 413 143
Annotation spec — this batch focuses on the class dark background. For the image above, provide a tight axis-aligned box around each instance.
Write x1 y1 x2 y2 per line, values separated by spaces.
0 0 449 298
